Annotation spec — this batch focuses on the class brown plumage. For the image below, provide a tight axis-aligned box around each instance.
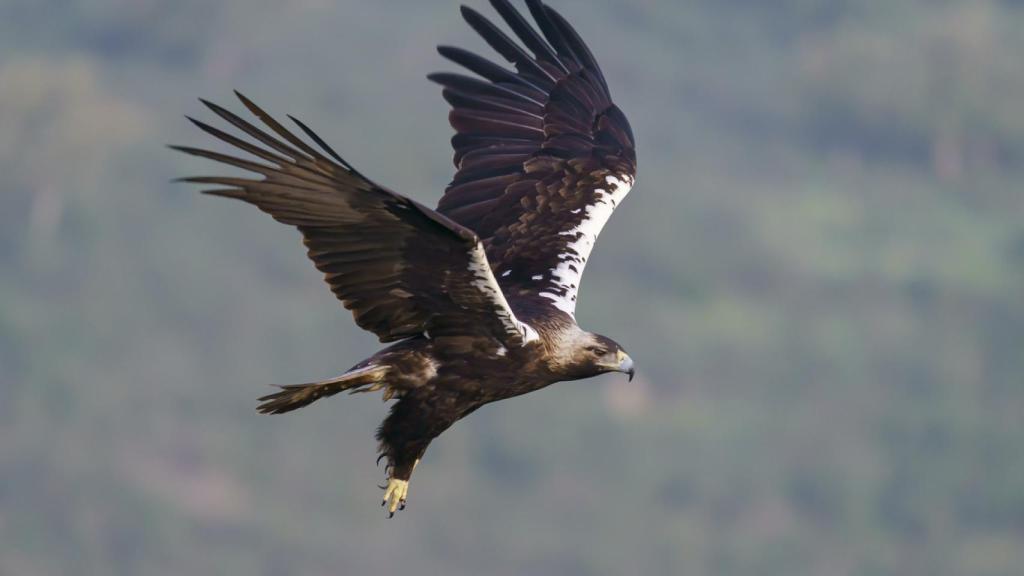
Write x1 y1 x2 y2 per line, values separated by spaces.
174 0 637 517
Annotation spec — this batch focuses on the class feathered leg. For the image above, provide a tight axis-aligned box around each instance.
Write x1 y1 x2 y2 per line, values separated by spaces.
376 395 464 517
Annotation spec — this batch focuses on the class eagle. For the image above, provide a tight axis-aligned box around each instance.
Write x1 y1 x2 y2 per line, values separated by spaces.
174 0 637 516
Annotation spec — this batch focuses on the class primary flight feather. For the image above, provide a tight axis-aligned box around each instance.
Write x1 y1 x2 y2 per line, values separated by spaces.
175 0 637 516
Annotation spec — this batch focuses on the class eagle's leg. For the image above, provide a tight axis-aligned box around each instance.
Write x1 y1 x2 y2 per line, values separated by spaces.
380 444 428 517
376 395 458 517
382 458 419 516
377 419 432 517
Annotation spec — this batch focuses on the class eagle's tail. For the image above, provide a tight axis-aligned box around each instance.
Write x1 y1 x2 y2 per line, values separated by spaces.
257 364 390 414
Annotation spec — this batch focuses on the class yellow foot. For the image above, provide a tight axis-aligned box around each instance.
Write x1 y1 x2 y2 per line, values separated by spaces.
382 477 409 517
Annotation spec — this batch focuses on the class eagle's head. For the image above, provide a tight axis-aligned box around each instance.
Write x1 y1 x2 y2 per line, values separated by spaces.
569 333 635 382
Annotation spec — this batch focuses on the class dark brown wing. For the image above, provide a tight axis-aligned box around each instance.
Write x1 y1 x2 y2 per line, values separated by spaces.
431 0 636 316
174 92 538 345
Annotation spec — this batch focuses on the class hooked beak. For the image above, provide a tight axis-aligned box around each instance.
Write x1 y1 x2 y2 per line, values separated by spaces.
617 351 635 382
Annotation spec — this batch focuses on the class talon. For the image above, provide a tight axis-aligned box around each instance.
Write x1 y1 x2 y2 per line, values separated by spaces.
381 477 410 516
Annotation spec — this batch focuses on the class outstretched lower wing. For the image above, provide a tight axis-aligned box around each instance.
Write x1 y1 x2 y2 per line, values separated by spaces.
431 0 637 316
174 93 538 346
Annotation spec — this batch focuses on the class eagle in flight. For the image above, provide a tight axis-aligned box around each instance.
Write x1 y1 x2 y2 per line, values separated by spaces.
174 0 636 516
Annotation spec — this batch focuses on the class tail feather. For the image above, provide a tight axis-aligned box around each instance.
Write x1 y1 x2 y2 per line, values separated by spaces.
257 365 389 414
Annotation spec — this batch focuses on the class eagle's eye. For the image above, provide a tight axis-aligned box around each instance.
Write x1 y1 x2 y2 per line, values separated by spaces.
587 346 606 355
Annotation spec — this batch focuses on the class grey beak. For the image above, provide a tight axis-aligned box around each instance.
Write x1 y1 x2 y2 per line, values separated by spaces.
619 354 635 382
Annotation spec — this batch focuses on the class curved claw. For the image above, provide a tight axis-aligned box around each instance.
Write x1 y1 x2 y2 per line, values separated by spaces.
382 478 409 517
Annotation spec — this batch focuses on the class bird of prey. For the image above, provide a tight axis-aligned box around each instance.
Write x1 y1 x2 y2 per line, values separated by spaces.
174 0 637 516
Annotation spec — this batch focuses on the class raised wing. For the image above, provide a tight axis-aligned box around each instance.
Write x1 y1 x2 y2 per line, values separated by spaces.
174 93 538 346
431 0 636 316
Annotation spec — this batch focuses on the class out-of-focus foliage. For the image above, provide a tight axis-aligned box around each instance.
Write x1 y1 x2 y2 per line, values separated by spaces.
1 1 1022 575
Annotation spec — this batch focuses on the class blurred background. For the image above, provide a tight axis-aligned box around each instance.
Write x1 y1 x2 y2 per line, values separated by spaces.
2 0 1023 574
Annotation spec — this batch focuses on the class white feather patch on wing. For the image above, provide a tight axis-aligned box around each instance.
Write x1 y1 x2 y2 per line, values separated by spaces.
540 174 634 316
466 241 540 344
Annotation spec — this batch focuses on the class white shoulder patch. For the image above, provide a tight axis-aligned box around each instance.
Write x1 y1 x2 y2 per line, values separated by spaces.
540 174 633 315
466 241 541 344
